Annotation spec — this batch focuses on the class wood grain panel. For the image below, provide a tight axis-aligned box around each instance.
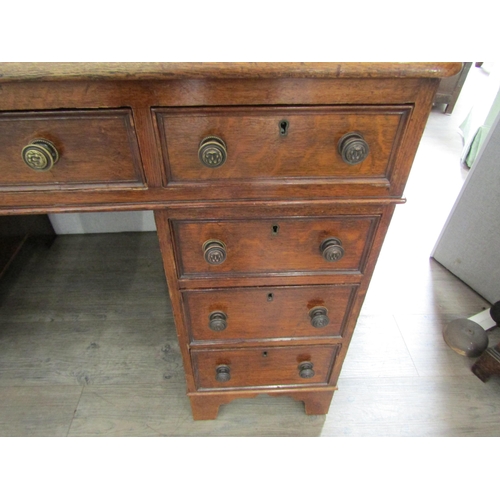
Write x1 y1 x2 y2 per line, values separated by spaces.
183 284 358 342
192 345 338 390
172 216 378 278
155 106 411 185
0 79 430 112
0 186 403 214
0 62 462 81
0 109 145 190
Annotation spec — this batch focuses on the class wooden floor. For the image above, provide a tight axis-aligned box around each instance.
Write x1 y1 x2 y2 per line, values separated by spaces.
1 66 499 436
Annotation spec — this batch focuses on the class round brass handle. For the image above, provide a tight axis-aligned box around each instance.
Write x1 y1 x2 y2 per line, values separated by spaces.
203 240 227 265
309 306 329 328
320 238 345 262
215 364 231 383
21 139 60 172
298 361 315 379
338 132 369 165
209 311 227 331
198 136 227 168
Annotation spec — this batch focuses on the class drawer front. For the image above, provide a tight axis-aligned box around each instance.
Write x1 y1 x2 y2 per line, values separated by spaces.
184 285 357 342
154 105 411 184
0 109 144 190
192 345 338 389
173 216 378 278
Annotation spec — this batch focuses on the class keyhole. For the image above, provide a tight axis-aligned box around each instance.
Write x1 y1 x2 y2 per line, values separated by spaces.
279 119 289 136
272 224 279 235
262 351 268 357
267 293 274 302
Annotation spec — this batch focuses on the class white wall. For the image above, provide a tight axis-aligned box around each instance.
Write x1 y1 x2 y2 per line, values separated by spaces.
49 210 156 234
432 109 500 304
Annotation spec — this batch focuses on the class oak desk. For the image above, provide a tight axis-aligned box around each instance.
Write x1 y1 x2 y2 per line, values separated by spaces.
0 63 461 419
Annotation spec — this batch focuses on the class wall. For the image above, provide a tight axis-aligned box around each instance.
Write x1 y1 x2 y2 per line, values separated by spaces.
48 211 156 234
432 109 500 304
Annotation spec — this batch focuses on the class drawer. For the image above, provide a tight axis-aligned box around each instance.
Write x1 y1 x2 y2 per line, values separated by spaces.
0 109 144 190
154 105 411 185
183 284 358 342
172 216 378 278
192 345 339 389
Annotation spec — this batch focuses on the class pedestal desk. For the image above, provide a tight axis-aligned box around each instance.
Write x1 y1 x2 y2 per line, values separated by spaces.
0 63 461 419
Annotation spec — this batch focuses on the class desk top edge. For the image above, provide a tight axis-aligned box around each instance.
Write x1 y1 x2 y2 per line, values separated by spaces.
0 62 463 82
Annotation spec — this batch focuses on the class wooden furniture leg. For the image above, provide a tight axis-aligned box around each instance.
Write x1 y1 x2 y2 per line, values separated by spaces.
472 342 500 382
0 215 56 280
277 389 336 415
189 388 336 420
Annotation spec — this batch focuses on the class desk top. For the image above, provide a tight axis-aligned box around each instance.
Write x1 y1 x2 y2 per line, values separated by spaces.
0 62 463 82
0 62 462 216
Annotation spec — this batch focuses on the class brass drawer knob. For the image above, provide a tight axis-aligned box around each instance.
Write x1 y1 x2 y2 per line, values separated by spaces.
209 311 227 331
309 306 329 328
198 136 227 168
298 361 315 379
21 139 60 172
320 238 344 262
203 239 227 265
338 132 369 165
215 364 231 382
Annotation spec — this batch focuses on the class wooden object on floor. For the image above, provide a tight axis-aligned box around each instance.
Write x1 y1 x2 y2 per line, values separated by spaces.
434 62 472 114
472 342 500 382
0 215 55 279
0 62 462 420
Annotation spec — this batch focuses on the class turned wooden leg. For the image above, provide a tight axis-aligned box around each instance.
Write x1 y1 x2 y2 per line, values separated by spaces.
472 344 500 382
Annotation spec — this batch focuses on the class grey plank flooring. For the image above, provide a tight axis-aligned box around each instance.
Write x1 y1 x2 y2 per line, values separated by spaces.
1 65 500 436
0 385 83 437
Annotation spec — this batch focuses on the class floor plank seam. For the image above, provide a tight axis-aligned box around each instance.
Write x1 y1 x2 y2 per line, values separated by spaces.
391 314 423 377
66 385 85 437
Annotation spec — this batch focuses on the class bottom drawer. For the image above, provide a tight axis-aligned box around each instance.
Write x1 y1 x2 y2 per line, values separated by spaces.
192 345 339 390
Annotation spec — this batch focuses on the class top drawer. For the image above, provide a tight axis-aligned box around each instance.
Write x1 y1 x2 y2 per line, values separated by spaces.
154 105 411 186
0 109 145 191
